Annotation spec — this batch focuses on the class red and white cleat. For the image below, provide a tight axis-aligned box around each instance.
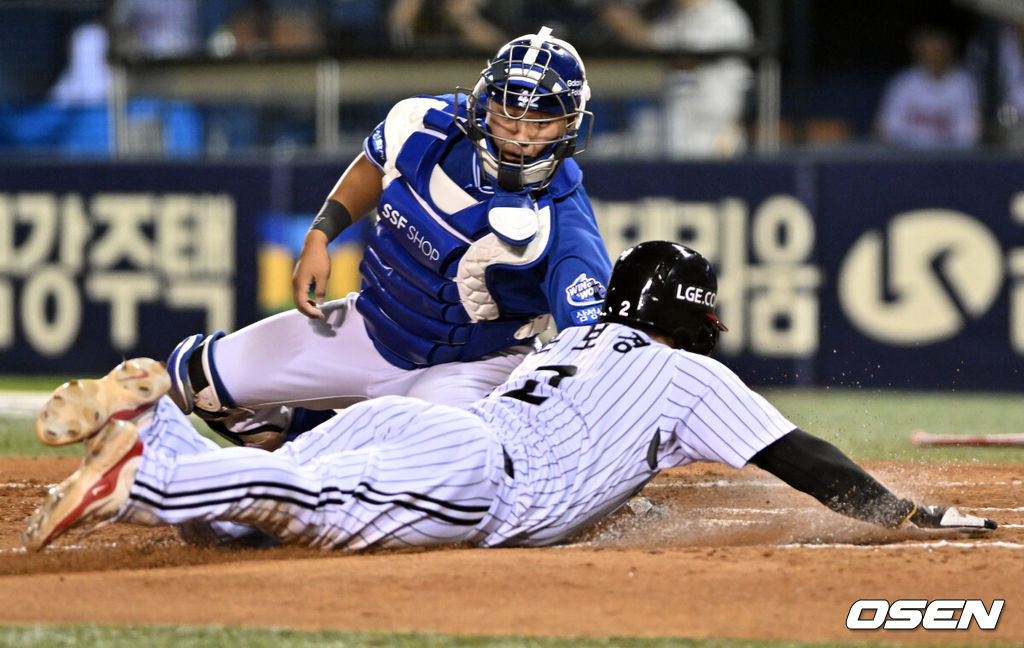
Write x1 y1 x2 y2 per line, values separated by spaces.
22 419 144 551
35 358 169 446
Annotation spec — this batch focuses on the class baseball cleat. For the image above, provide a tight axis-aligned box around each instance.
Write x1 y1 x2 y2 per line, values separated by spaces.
35 357 169 446
22 419 143 551
910 505 997 534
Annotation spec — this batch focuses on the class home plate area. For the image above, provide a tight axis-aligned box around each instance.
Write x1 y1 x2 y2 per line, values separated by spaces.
0 457 1020 643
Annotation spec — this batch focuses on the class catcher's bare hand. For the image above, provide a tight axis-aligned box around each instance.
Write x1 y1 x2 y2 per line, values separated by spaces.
292 230 331 319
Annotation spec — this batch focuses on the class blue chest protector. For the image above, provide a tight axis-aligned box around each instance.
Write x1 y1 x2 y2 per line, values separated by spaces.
357 97 611 369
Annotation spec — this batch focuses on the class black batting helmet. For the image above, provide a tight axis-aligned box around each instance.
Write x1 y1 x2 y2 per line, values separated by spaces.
598 241 728 354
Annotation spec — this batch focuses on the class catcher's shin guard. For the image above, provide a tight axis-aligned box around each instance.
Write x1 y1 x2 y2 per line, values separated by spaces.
200 406 333 450
168 332 301 450
167 331 234 419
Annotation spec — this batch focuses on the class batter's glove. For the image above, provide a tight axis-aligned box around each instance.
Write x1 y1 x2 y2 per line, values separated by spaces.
907 505 997 531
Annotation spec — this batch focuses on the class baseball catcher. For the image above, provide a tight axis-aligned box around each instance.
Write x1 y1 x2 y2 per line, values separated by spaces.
164 26 610 450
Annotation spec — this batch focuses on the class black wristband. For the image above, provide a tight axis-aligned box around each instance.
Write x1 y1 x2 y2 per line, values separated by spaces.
310 199 353 243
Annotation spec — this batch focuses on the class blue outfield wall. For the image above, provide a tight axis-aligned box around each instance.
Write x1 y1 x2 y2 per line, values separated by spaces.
1 155 1023 391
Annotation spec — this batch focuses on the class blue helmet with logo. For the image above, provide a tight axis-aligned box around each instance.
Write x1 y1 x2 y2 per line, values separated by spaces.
459 26 593 192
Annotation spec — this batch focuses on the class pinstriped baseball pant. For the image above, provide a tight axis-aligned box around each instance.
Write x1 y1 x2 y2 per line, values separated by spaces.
117 396 507 550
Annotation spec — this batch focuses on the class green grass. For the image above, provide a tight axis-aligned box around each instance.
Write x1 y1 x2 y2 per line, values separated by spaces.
0 417 79 457
762 387 1024 463
0 373 88 457
0 375 79 391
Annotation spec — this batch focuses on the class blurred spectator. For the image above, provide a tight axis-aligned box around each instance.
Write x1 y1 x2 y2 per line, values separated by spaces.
6 14 203 157
268 1 326 52
207 0 325 57
387 0 451 50
110 0 204 59
0 7 89 104
993 20 1024 147
387 0 605 55
599 0 754 159
387 0 416 49
441 0 511 53
325 0 386 52
1 17 112 156
874 26 980 149
49 22 111 106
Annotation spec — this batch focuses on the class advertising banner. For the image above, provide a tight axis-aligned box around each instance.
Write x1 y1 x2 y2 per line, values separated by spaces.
0 162 264 373
582 157 1024 390
2 156 1022 390
814 159 1024 390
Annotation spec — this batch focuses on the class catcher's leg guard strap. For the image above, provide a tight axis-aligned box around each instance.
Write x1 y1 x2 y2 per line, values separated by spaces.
204 416 291 448
167 331 235 417
286 407 336 441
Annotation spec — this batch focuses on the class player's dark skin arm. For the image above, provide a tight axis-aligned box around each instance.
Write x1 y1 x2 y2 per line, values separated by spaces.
750 429 918 528
293 153 384 318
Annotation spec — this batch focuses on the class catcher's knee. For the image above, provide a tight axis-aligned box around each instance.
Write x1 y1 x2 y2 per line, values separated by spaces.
168 332 301 450
167 331 234 419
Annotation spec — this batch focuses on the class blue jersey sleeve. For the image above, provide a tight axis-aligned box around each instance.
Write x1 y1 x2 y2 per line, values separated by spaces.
362 94 455 175
363 119 387 171
544 188 612 329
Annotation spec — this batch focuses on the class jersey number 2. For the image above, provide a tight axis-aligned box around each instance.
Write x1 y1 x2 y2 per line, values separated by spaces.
501 365 577 405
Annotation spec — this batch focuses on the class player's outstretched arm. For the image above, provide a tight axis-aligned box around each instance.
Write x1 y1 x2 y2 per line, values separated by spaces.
749 429 996 531
292 153 383 318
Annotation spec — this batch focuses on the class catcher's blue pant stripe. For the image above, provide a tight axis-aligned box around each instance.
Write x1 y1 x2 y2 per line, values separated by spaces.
131 478 490 526
166 333 203 412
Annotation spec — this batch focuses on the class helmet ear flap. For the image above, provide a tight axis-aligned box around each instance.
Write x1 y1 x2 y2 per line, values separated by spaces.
671 313 720 355
689 317 721 355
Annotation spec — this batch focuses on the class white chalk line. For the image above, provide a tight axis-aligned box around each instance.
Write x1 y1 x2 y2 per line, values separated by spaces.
0 391 48 418
694 518 1024 530
783 540 1024 550
649 479 1024 489
0 541 120 554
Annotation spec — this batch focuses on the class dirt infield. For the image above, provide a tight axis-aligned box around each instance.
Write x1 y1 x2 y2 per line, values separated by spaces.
0 457 1020 644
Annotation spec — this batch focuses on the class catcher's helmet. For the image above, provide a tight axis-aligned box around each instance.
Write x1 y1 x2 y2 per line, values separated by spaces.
459 25 593 192
599 241 728 354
